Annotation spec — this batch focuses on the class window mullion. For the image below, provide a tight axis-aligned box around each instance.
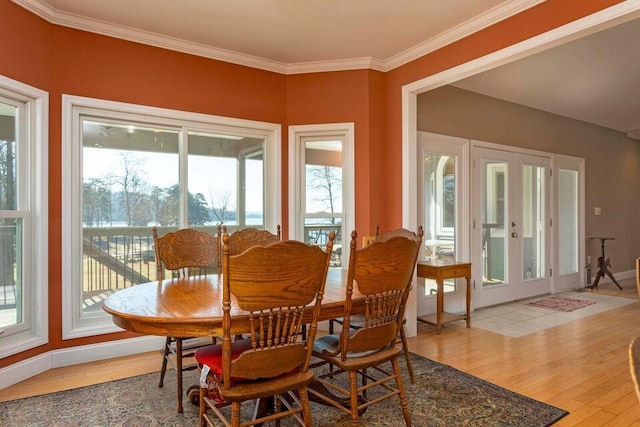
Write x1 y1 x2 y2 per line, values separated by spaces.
179 128 189 228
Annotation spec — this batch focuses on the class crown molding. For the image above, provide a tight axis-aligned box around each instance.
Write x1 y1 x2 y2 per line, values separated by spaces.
383 0 546 71
285 57 386 75
12 0 289 74
13 0 546 75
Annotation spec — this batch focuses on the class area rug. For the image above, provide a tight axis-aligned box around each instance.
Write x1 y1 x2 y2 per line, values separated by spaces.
525 295 596 312
0 353 567 427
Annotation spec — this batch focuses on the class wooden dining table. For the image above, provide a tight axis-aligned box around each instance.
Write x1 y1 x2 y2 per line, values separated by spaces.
103 268 362 414
102 268 358 338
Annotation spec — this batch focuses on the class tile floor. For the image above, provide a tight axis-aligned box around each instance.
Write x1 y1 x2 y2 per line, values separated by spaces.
471 290 636 338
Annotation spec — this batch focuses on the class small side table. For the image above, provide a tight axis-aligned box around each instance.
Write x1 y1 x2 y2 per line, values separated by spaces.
416 260 471 334
588 237 622 290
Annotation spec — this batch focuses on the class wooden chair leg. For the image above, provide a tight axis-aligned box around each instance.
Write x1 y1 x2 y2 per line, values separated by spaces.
299 387 312 426
199 385 207 427
159 336 171 388
392 358 412 426
349 370 360 426
399 325 415 384
176 338 184 413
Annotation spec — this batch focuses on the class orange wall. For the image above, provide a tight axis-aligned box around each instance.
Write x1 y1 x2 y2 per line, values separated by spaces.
285 70 387 235
0 0 624 368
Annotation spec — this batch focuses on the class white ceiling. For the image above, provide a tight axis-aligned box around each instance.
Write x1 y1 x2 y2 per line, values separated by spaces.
13 0 640 136
13 0 540 72
452 15 640 137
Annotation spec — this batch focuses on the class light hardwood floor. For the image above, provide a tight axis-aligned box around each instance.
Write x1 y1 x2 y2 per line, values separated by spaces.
3 278 640 426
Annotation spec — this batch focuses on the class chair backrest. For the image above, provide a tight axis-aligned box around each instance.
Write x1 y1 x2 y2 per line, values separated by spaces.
152 226 220 279
223 225 281 255
219 231 335 386
375 226 421 244
374 226 425 322
630 336 640 404
338 227 423 360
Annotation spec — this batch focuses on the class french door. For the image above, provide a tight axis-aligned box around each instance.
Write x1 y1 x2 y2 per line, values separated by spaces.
471 145 551 307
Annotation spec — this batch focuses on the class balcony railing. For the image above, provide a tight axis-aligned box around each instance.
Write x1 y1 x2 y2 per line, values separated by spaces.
80 224 342 313
0 223 343 323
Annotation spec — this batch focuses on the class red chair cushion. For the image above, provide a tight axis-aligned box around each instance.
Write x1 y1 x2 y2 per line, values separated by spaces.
194 338 254 379
195 338 254 406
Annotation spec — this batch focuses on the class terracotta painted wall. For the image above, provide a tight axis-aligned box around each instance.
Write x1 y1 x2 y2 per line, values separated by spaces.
0 2 51 89
285 69 388 236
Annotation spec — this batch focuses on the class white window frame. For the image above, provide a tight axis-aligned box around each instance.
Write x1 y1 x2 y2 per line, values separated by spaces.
62 95 281 339
0 75 48 359
288 123 354 267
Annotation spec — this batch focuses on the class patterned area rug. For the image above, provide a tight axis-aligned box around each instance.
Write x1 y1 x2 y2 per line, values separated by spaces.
0 353 567 427
525 296 596 312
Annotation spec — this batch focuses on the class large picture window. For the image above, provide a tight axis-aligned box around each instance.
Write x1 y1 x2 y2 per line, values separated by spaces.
0 76 48 359
63 96 280 338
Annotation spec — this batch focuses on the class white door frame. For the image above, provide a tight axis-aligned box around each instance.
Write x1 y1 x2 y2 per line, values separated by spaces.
401 2 640 337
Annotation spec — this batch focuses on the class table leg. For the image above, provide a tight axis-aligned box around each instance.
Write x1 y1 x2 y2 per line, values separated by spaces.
465 277 471 328
603 259 623 290
436 279 443 335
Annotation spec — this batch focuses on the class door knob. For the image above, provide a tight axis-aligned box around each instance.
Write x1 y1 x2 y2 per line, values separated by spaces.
511 232 518 238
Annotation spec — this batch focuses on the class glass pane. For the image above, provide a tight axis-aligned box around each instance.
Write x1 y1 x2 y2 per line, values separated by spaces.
304 140 342 214
304 217 342 268
558 169 578 274
82 120 179 316
482 161 506 286
0 218 22 329
522 165 545 280
244 156 264 227
423 153 456 294
188 131 235 227
0 102 17 210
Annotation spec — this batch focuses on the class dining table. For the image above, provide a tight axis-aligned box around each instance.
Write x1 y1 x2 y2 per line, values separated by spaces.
102 268 359 338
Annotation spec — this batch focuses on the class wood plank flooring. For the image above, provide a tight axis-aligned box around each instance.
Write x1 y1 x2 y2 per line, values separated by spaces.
2 278 640 426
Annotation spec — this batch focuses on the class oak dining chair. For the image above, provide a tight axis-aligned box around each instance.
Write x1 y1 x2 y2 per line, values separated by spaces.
153 226 220 413
224 225 281 256
310 228 423 426
195 231 335 427
329 225 421 384
223 225 284 340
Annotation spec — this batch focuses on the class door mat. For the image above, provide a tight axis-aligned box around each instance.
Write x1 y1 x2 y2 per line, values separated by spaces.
525 296 596 312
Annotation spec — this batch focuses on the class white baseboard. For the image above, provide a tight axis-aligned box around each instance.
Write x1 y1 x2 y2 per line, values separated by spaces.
0 352 51 392
0 335 165 391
